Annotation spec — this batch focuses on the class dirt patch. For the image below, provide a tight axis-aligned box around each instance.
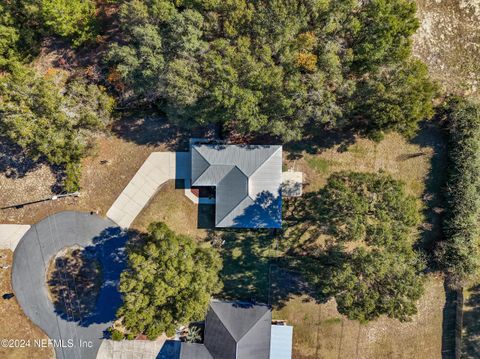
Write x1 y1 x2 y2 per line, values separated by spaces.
413 0 480 99
0 115 181 224
273 274 445 359
47 246 102 320
0 250 53 359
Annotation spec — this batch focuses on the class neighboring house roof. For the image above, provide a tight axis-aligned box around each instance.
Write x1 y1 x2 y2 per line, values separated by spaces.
203 301 272 359
269 325 293 359
176 300 292 359
179 343 213 359
191 144 282 228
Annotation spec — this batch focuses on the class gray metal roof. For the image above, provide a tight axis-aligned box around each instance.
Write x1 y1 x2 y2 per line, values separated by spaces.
204 301 272 359
179 343 213 359
191 144 282 228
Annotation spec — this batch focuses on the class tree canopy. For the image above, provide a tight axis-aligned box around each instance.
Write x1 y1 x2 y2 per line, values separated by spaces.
311 171 425 322
117 222 223 338
106 0 436 140
0 64 114 190
315 171 421 250
321 247 424 323
0 0 98 69
41 0 98 47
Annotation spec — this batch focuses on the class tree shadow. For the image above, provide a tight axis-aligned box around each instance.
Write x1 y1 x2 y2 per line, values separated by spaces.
462 284 480 358
210 225 316 311
441 279 459 359
0 137 42 178
48 226 137 327
284 128 356 160
410 120 448 265
232 190 282 229
111 111 188 150
111 110 220 151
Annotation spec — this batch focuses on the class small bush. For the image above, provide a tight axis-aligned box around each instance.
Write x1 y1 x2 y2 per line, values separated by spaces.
63 163 81 192
109 328 124 341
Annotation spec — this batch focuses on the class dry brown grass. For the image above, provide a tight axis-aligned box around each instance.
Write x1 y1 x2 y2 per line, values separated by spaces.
286 132 434 196
0 250 53 359
413 0 480 99
274 274 445 359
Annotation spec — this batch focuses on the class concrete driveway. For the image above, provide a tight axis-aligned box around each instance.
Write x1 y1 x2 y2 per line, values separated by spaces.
12 211 128 359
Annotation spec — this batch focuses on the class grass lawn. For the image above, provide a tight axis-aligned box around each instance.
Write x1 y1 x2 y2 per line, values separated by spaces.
273 275 445 359
286 132 437 196
0 250 53 359
131 180 214 241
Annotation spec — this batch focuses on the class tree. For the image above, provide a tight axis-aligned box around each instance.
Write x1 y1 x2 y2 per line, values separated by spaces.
314 171 421 250
0 64 114 190
322 247 425 323
117 222 223 339
106 0 434 140
436 98 480 288
351 0 419 72
41 0 98 46
0 1 41 68
310 171 425 322
350 60 437 140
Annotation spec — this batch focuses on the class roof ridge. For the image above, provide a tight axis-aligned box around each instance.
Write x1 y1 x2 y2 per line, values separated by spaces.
195 164 235 184
236 308 271 343
248 146 282 180
209 302 238 343
215 167 249 226
215 195 251 227
192 146 212 182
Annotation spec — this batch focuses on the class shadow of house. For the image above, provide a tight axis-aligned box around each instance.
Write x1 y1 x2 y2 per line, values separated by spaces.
48 226 130 326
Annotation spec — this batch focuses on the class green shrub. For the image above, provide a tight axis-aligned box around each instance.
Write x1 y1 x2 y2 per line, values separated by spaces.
436 98 480 288
63 163 81 193
109 328 124 341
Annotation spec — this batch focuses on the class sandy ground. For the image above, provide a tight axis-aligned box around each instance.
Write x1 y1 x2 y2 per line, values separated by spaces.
0 250 53 359
413 0 480 99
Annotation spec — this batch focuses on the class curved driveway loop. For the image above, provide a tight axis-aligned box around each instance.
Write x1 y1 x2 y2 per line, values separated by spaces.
12 211 128 359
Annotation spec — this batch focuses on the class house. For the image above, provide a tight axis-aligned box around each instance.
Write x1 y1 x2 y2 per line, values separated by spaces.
178 300 293 359
191 143 283 228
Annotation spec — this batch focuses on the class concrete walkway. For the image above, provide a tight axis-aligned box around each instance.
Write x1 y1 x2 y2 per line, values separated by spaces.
97 339 165 359
0 224 30 251
107 152 190 228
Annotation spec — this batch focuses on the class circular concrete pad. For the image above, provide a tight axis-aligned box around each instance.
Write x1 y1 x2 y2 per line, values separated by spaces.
12 211 128 359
